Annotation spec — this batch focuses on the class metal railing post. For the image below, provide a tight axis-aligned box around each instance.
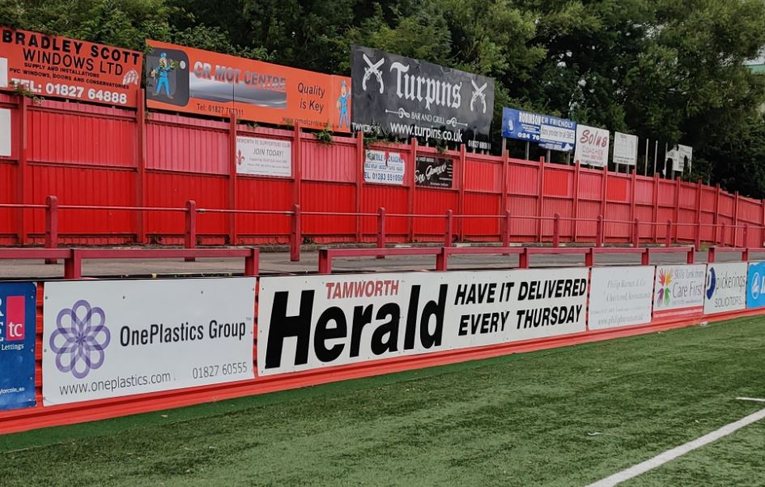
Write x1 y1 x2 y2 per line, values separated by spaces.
45 195 59 264
290 203 301 262
445 210 453 247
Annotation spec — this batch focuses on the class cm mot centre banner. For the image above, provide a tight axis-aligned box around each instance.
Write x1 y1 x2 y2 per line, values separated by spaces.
1 27 142 108
258 268 588 376
146 40 351 132
351 46 495 150
42 278 255 406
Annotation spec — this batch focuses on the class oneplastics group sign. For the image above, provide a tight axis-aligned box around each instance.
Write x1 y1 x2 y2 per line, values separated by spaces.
351 46 494 150
146 40 351 132
258 268 588 376
1 27 142 108
42 278 256 405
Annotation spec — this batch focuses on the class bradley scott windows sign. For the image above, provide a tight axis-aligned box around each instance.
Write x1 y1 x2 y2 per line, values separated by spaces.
351 46 494 149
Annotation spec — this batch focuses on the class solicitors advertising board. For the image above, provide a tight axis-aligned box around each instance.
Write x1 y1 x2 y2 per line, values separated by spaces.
0 27 142 108
704 262 747 314
652 265 706 320
42 278 256 406
257 268 588 376
146 40 351 132
351 46 495 150
0 282 36 411
588 266 655 330
501 108 576 152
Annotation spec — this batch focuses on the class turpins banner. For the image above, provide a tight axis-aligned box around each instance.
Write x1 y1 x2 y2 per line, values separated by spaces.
351 46 495 150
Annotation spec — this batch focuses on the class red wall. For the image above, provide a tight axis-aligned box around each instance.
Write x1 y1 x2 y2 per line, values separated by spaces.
0 91 761 247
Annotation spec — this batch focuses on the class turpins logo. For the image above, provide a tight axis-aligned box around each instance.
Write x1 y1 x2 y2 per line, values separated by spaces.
362 54 384 93
656 269 673 306
752 272 761 300
470 80 487 113
50 300 110 379
706 267 717 300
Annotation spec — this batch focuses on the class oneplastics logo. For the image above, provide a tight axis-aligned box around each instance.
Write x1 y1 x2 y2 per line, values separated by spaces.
656 268 673 306
49 300 110 379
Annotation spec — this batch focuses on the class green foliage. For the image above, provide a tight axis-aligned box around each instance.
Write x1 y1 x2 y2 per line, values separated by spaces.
4 0 765 196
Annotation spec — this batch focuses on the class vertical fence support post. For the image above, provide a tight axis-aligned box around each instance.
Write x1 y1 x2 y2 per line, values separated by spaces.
633 218 640 248
585 248 594 267
376 207 386 259
184 200 197 262
290 203 301 262
244 248 259 277
552 213 560 247
694 221 702 251
445 210 453 247
708 246 716 263
502 210 511 247
665 220 672 247
64 249 82 279
722 222 728 247
687 247 695 264
45 195 59 264
641 248 649 265
519 248 530 269
596 215 604 247
743 223 749 250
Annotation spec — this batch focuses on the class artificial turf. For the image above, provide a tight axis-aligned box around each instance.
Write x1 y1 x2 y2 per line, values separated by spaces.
0 317 764 486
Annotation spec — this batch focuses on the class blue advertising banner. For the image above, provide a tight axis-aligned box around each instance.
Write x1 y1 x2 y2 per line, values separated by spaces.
501 107 576 152
0 282 36 411
746 261 765 309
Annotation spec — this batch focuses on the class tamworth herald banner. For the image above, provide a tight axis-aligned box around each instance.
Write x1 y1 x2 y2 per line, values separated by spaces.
0 27 142 108
0 282 36 411
43 278 255 405
351 46 495 150
146 40 351 132
501 107 576 152
258 268 588 376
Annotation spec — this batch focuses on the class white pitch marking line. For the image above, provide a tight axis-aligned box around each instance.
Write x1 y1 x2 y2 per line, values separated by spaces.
586 407 765 487
737 397 765 403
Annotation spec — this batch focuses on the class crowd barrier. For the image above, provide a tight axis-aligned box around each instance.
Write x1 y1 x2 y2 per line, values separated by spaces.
0 245 764 434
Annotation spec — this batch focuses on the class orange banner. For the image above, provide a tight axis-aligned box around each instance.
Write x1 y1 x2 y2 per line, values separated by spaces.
145 40 351 132
0 27 142 108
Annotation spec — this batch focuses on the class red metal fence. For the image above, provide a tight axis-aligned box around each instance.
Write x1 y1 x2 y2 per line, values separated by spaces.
1 91 763 249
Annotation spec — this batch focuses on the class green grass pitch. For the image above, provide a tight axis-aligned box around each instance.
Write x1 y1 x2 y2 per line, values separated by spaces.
1 317 764 486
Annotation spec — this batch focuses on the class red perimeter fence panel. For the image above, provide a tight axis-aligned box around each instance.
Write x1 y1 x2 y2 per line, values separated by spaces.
0 90 763 249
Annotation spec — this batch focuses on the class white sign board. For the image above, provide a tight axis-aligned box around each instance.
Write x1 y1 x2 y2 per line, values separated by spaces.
612 132 638 166
0 58 7 88
667 144 692 173
539 124 576 151
0 109 9 157
235 136 292 177
574 124 610 168
43 278 256 405
703 262 747 314
258 268 589 376
364 149 405 185
653 264 706 319
588 266 655 330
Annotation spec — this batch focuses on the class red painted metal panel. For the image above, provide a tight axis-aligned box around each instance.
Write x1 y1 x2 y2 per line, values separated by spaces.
413 188 458 239
578 169 603 200
463 192 501 238
301 137 356 183
301 181 356 238
236 177 293 242
633 177 653 204
145 172 227 239
543 167 572 198
606 175 630 202
146 117 228 175
0 162 18 244
507 161 539 195
27 105 136 167
464 158 502 192
30 165 135 243
361 184 409 239
507 196 538 239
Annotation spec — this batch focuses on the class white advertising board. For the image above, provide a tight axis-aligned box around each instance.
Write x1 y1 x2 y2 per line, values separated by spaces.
667 144 693 173
364 149 405 185
653 264 706 319
574 124 610 168
235 136 292 177
588 266 655 330
703 262 747 314
0 57 7 89
0 109 9 157
43 278 256 405
612 132 638 166
258 268 589 376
